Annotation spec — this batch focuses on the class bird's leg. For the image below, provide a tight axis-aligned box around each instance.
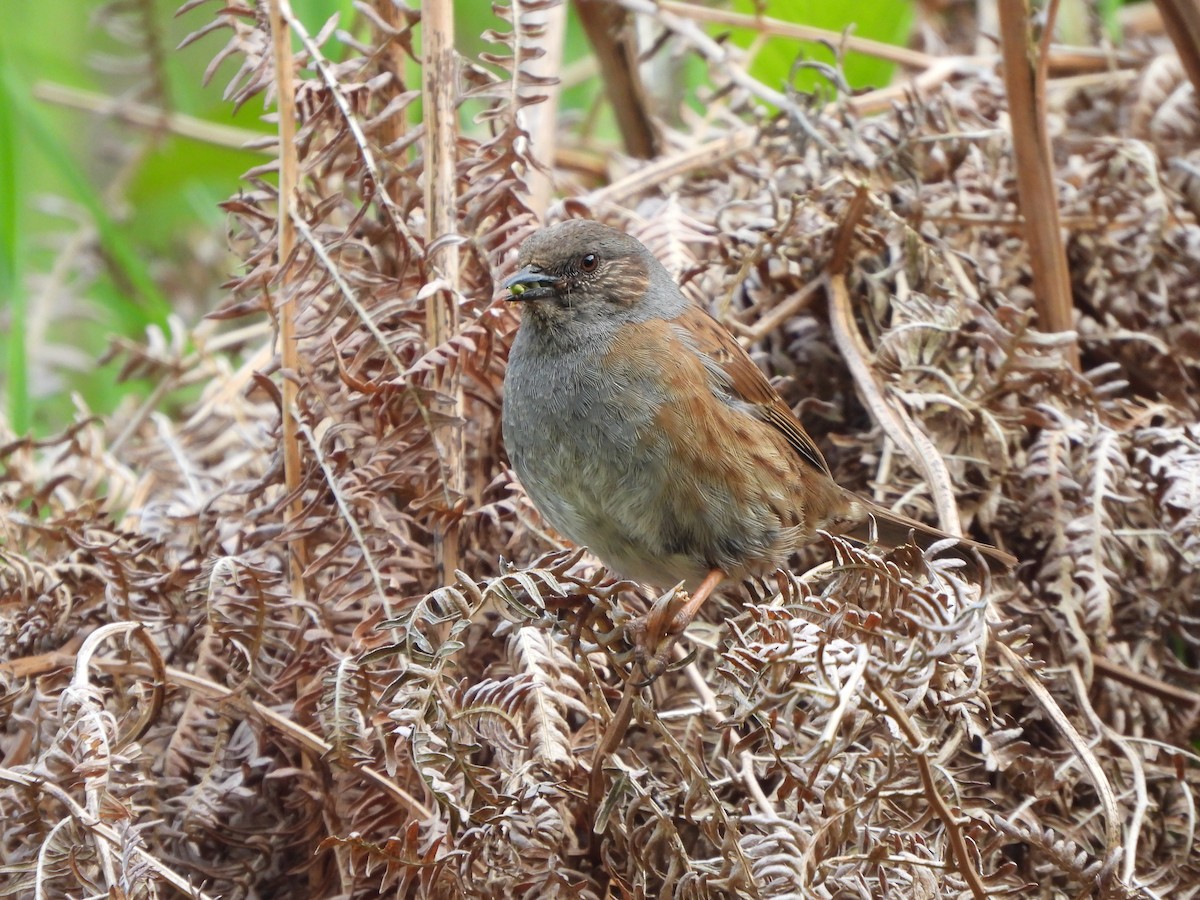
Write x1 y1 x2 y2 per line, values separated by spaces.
629 568 724 680
670 568 724 632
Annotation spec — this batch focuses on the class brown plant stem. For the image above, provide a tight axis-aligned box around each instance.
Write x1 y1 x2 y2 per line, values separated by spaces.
575 0 658 159
997 0 1080 368
1092 655 1200 719
267 0 309 599
422 0 464 584
588 677 638 825
376 0 413 192
33 81 269 151
826 189 963 534
870 678 988 900
1153 0 1200 97
93 658 433 820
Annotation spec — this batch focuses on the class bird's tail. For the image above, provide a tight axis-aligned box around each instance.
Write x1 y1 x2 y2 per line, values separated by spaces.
838 498 1016 575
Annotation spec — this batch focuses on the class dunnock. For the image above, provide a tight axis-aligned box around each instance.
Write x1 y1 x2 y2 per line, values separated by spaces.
502 219 1013 645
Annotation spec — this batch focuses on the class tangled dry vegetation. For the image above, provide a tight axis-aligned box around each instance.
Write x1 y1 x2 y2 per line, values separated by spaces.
4 0 1200 897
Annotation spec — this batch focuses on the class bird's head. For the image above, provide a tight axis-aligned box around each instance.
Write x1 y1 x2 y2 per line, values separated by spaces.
502 220 675 332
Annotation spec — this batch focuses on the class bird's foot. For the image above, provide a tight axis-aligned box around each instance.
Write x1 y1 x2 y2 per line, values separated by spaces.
625 569 724 683
626 584 691 683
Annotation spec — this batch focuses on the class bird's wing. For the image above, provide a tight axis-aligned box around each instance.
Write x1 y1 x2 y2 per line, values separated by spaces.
674 304 833 477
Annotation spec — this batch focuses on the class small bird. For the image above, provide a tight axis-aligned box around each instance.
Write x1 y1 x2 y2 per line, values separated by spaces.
501 220 1013 649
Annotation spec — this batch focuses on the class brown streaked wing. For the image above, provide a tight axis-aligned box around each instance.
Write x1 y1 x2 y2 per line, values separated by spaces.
674 305 833 477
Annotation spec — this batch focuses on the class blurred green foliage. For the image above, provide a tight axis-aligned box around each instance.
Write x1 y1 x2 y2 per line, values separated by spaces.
1 0 274 432
730 0 912 94
0 0 909 436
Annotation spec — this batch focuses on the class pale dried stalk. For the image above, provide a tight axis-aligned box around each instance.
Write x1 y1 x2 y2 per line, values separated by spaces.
1066 665 1149 884
871 678 989 900
659 0 934 69
993 638 1122 854
422 0 464 582
827 269 963 535
521 1 568 211
584 128 757 208
296 420 394 620
268 0 309 595
33 81 269 151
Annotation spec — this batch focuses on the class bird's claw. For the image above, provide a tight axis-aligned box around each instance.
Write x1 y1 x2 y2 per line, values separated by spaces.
626 585 691 682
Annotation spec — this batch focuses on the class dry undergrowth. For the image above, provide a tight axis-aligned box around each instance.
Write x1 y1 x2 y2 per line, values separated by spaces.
3 1 1200 897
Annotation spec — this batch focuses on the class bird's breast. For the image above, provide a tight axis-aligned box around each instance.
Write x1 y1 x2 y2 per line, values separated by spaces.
504 331 661 516
501 320 815 586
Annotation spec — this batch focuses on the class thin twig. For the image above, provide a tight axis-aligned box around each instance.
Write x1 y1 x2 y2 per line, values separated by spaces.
1067 666 1147 884
870 677 989 900
612 0 829 132
94 658 433 820
1092 655 1200 718
296 421 394 620
659 0 935 69
33 81 271 151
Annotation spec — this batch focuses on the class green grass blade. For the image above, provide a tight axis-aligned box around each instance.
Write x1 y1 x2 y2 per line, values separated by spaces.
0 37 28 435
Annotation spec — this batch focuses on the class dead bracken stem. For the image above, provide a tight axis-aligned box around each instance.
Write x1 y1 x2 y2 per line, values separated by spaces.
994 637 1123 854
421 0 464 582
998 0 1080 368
660 0 935 69
871 677 989 900
1153 0 1200 96
375 0 412 184
827 265 963 534
267 0 309 600
576 0 658 159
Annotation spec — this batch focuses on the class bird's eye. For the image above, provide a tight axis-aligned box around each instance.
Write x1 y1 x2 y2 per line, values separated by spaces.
579 253 598 272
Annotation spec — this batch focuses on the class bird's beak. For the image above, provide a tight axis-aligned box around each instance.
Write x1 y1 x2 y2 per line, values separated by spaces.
502 266 557 301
